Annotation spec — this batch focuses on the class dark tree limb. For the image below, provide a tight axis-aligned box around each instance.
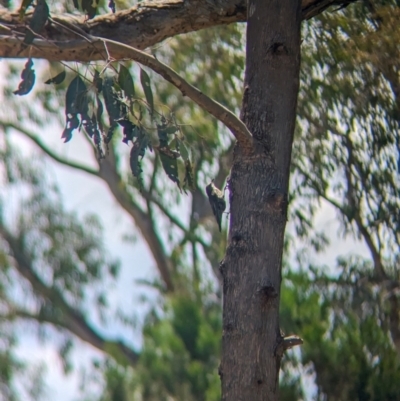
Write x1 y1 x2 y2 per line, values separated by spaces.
0 0 357 61
88 140 177 292
220 0 302 398
141 189 211 250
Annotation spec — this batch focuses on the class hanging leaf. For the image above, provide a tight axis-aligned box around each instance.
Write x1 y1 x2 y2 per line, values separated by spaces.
19 0 34 19
157 120 178 148
106 124 118 144
82 0 98 19
72 0 79 9
45 70 66 85
91 121 104 159
81 112 98 138
62 75 87 142
102 77 126 142
164 126 179 135
140 68 154 115
93 70 103 93
119 120 138 144
159 146 180 159
118 65 135 100
65 76 87 115
79 90 103 156
159 150 180 186
130 134 149 177
170 137 179 152
178 139 189 161
13 58 35 96
183 159 194 191
103 77 126 125
96 95 104 132
157 122 168 148
23 0 49 45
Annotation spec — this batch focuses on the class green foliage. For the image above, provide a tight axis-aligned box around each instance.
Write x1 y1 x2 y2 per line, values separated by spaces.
118 65 135 100
135 292 221 401
0 334 23 401
281 266 400 401
0 142 120 398
140 69 154 116
294 0 400 255
48 65 195 190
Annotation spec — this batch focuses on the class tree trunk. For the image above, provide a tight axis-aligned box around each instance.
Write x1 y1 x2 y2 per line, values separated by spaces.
220 1 301 400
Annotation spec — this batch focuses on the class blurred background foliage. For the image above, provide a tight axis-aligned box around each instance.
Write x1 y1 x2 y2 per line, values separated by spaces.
0 0 399 400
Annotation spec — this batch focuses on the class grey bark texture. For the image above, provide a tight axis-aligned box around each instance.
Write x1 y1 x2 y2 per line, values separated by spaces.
219 0 302 399
0 0 355 60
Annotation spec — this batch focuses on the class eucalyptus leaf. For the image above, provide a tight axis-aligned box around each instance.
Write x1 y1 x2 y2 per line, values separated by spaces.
45 70 66 85
183 159 194 191
119 120 137 144
13 58 35 96
140 68 154 115
62 75 87 142
157 123 168 147
103 77 126 125
130 134 149 177
82 0 97 19
178 140 189 161
160 152 180 186
118 65 135 100
23 0 49 45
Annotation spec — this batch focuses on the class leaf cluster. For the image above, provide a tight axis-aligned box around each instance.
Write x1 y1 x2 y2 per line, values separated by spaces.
281 265 400 401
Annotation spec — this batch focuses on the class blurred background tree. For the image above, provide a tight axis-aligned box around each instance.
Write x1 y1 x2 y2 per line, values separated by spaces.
0 0 399 400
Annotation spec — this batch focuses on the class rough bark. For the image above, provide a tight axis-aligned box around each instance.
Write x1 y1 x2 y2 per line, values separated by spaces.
219 0 301 399
0 0 355 61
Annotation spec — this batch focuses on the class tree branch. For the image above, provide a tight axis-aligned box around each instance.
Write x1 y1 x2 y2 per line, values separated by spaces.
95 37 252 145
141 188 210 251
5 34 253 145
0 121 99 177
0 225 139 366
0 0 357 60
2 120 175 291
0 0 246 59
343 137 387 280
97 148 176 291
0 1 358 145
295 162 387 280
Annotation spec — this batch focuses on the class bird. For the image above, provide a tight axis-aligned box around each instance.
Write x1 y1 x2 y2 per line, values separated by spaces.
206 180 226 232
